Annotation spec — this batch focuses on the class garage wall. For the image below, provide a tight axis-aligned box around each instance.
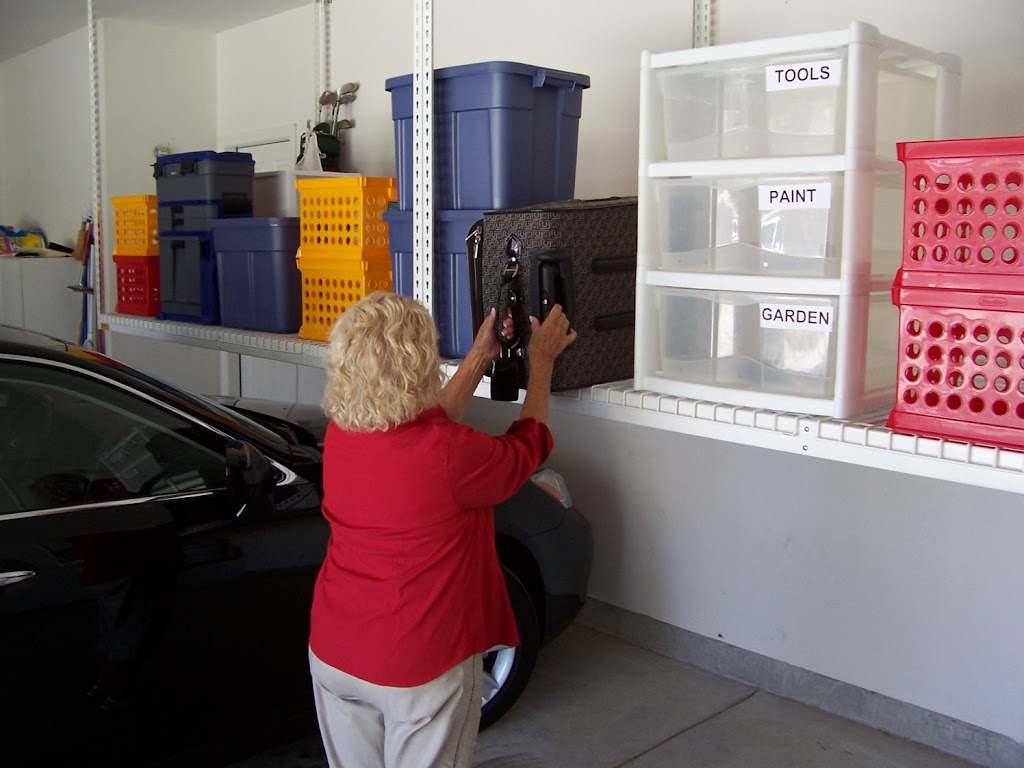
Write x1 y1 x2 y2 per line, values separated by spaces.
0 28 91 249
214 5 314 162
714 0 1023 138
98 19 217 314
100 19 217 224
213 0 1024 197
464 397 1024 753
106 333 240 396
214 1 693 197
209 0 1024 750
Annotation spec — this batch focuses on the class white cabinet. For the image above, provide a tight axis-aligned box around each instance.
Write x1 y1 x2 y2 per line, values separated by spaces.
634 22 961 419
0 256 85 342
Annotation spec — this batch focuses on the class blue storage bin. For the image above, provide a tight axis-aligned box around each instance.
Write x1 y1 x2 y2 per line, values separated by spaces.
385 209 484 359
158 200 253 234
385 62 589 211
156 232 220 325
153 151 254 214
210 218 302 333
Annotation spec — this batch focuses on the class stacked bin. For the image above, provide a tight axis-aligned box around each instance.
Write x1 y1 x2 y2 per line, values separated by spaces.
210 217 303 333
384 61 590 358
633 22 961 419
887 136 1024 450
295 176 397 341
153 151 255 325
111 195 160 316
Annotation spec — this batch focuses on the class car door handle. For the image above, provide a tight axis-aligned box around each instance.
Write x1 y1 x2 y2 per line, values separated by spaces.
0 570 36 587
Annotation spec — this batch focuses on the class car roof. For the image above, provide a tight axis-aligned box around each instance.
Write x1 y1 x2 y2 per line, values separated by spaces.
0 324 297 455
0 324 71 352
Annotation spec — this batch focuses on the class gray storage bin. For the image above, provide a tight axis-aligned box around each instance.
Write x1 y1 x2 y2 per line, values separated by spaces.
153 151 254 214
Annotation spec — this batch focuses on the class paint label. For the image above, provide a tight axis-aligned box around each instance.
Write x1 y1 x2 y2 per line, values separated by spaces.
760 303 834 332
765 58 843 91
758 182 832 210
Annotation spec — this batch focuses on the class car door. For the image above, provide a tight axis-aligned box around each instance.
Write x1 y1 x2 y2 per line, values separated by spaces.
0 358 320 767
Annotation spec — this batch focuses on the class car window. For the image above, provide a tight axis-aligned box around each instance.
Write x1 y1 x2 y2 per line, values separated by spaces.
68 348 291 451
0 361 228 515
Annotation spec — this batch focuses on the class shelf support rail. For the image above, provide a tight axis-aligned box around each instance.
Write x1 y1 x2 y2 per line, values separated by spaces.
692 0 714 47
412 0 433 313
87 0 103 352
312 1 333 122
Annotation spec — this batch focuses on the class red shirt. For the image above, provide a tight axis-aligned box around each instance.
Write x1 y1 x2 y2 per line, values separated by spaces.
309 405 553 687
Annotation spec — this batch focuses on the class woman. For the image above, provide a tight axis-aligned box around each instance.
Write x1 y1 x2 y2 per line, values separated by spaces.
309 291 576 768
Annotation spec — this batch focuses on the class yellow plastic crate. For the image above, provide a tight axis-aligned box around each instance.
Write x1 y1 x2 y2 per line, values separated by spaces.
296 246 393 273
297 253 393 341
296 176 396 256
111 194 158 256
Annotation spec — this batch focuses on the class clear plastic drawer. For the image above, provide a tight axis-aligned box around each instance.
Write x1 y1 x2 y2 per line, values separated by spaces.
653 169 904 278
646 24 958 163
654 287 895 401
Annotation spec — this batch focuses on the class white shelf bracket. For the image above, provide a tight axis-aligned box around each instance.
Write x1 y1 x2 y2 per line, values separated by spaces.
693 0 714 48
87 0 103 351
412 0 434 313
313 0 332 117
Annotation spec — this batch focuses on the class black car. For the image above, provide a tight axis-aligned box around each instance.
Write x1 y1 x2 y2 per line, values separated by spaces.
0 325 592 766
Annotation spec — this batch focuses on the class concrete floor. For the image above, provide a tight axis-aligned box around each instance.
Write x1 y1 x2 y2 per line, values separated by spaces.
229 624 981 768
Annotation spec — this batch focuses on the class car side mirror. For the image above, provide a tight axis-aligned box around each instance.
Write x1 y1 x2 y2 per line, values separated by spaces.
225 439 276 518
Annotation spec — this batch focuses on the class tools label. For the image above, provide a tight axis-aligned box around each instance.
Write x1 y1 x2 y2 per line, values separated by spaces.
765 58 843 91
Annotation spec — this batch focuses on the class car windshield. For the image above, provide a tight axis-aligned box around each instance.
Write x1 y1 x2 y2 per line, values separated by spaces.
67 348 292 451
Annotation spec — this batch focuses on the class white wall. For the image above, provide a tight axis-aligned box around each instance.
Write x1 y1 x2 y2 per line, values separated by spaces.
100 19 217 197
215 1 693 196
215 5 314 155
0 60 6 219
465 397 1024 744
0 19 217 315
106 332 240 395
430 1 692 199
0 28 91 249
713 0 1024 138
213 0 1024 201
99 18 217 312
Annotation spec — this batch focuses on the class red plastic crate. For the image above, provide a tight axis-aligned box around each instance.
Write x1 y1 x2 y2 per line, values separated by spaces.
114 254 160 316
899 135 1024 274
887 269 1024 450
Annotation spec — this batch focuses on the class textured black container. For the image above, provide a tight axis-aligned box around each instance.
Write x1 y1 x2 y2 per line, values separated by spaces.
476 197 637 391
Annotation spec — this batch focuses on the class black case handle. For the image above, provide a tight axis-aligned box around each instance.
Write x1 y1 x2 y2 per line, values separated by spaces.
592 255 637 274
593 311 635 333
465 221 485 333
530 249 575 325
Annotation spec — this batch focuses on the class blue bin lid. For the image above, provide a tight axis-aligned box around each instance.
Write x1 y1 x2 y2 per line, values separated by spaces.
385 61 590 92
209 217 298 229
155 150 254 165
159 231 212 241
383 210 485 223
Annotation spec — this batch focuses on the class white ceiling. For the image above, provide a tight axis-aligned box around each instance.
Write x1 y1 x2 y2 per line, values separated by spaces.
0 0 310 63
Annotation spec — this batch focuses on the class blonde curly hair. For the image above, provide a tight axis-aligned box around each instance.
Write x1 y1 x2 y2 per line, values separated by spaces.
322 292 443 432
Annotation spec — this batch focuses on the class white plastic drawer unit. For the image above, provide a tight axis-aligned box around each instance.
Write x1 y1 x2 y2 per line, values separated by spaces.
648 286 897 416
643 22 960 163
652 169 904 278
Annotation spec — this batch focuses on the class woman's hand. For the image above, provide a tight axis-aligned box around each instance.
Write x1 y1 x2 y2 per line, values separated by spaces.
527 305 577 365
439 308 514 422
517 305 577 425
468 307 514 363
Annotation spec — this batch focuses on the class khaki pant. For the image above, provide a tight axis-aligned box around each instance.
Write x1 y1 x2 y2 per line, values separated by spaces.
309 648 482 768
